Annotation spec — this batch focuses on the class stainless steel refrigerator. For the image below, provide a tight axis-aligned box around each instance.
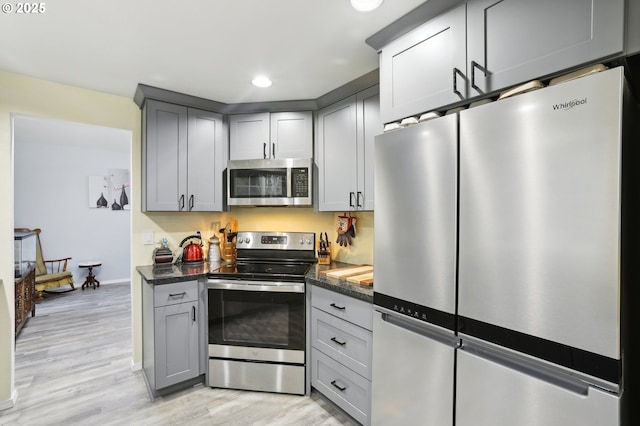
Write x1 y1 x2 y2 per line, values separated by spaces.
372 66 638 425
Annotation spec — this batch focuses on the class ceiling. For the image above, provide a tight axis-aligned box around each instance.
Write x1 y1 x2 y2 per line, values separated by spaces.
1 0 426 104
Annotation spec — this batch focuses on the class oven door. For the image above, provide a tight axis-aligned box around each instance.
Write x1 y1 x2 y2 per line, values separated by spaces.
207 280 305 364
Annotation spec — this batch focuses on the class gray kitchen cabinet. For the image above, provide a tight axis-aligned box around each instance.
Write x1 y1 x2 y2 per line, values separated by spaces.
316 85 381 211
229 111 312 160
379 4 466 124
143 100 226 211
310 285 373 425
379 0 625 123
142 279 204 397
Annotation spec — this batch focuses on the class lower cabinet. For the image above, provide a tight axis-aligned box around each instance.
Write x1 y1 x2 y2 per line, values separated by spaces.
310 285 373 425
142 279 205 397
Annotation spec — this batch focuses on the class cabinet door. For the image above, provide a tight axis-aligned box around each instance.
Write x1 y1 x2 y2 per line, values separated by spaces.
356 86 381 211
467 0 624 96
154 301 199 389
271 111 313 159
144 100 188 211
379 4 466 123
316 96 358 211
187 108 225 211
229 113 270 160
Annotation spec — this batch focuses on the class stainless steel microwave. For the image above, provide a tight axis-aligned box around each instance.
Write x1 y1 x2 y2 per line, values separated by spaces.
227 158 312 206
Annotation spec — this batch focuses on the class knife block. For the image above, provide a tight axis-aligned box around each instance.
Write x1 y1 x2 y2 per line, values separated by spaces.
317 242 331 265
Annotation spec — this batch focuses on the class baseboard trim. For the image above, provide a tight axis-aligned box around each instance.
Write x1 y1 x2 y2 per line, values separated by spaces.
131 360 142 372
100 279 131 285
0 389 18 411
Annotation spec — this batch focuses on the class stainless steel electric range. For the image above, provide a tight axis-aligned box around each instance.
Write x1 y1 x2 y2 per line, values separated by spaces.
206 231 316 395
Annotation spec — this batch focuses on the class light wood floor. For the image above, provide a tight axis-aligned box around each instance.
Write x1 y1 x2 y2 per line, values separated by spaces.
1 282 356 425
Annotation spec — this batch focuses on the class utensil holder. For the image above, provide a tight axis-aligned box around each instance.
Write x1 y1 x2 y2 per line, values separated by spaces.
221 241 236 262
317 242 331 265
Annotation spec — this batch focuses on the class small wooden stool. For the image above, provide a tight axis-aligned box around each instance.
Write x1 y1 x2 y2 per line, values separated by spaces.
79 261 102 290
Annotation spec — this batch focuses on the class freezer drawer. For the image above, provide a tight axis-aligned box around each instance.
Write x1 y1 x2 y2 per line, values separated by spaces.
371 309 456 425
456 347 619 426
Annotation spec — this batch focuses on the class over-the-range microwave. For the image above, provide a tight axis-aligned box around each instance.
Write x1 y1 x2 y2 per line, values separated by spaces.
227 158 312 207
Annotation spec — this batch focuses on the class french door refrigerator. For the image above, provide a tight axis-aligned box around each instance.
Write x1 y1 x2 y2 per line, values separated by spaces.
372 66 638 426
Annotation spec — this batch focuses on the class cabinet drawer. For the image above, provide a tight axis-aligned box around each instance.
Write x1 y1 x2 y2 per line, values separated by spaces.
311 307 372 379
153 280 198 307
311 348 371 426
311 286 372 330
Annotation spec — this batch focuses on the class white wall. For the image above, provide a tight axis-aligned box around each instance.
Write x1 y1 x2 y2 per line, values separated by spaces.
13 115 131 284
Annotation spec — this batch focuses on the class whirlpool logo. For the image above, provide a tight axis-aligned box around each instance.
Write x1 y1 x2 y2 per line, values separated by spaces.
552 98 587 111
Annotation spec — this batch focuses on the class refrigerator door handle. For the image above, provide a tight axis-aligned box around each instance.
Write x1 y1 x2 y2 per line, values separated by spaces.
461 338 597 396
375 307 459 349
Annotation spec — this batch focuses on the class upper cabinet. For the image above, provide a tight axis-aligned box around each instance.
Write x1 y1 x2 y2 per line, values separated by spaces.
143 100 227 212
379 0 625 123
229 111 313 160
316 86 381 212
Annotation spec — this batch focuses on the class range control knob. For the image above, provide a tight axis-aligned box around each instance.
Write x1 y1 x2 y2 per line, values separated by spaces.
299 238 305 245
306 238 312 245
244 237 250 244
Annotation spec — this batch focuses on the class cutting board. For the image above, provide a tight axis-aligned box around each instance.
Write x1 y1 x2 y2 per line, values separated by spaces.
322 265 373 278
346 272 374 286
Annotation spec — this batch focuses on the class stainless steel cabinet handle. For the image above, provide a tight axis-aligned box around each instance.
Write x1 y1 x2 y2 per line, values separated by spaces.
169 292 187 297
263 142 267 159
330 337 346 346
330 380 346 392
189 194 194 211
192 306 196 322
272 143 275 158
179 194 185 211
349 192 355 208
356 191 363 208
330 303 346 311
453 67 464 97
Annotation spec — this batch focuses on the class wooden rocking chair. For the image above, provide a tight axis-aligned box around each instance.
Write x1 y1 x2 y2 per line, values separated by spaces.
14 228 75 300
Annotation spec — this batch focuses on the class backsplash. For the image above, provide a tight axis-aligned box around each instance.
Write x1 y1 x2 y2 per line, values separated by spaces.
141 209 373 266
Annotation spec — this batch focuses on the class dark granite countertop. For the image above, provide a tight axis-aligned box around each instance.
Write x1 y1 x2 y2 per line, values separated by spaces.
138 261 374 304
137 262 213 285
305 262 373 304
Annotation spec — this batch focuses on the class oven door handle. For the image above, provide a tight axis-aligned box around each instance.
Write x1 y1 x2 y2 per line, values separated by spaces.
207 280 304 293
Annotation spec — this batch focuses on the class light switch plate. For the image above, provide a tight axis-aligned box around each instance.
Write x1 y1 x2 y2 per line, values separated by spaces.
143 230 154 245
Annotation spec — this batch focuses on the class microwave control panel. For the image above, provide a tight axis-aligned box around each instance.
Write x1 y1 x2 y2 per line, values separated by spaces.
291 168 309 197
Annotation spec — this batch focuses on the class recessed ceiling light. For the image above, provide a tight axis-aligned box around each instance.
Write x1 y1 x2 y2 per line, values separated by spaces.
251 76 272 88
350 0 383 12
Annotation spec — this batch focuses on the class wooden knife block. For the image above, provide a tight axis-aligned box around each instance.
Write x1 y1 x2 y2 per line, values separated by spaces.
317 241 331 265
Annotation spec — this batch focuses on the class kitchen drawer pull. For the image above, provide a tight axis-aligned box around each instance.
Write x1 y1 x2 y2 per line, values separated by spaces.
330 380 346 392
330 303 346 311
330 337 346 346
169 292 187 297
